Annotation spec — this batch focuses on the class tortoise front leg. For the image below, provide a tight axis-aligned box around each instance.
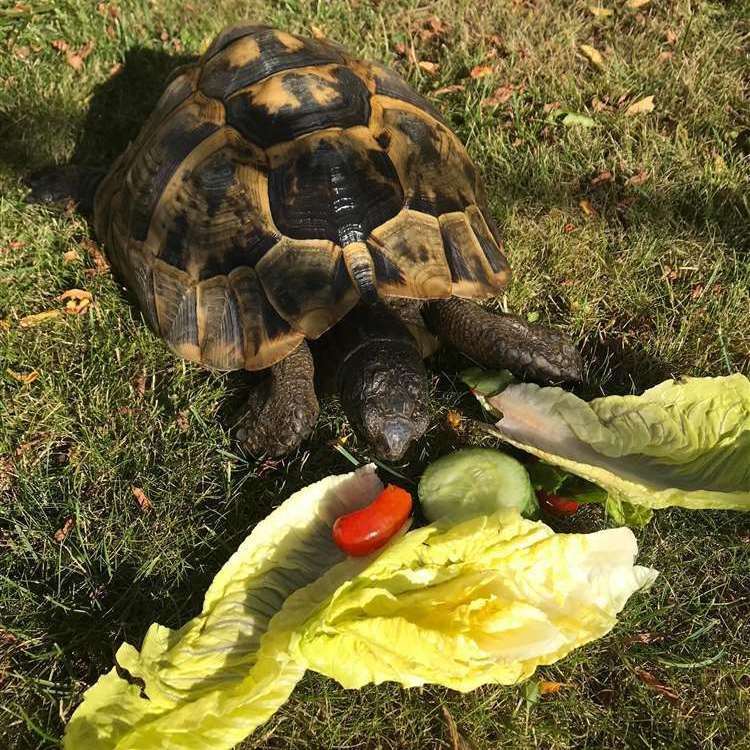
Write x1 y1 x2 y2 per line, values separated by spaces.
236 340 319 457
424 298 583 383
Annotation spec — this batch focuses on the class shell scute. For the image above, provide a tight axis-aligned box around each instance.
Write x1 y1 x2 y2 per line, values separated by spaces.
199 26 344 100
124 95 224 243
267 131 403 247
367 210 451 298
376 99 477 216
255 238 358 337
226 64 371 148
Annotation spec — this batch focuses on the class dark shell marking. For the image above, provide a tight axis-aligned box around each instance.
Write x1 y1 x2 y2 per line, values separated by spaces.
94 24 510 371
268 133 403 246
227 65 372 148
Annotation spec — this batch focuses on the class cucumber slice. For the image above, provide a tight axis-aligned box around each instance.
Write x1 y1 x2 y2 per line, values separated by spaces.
418 448 538 522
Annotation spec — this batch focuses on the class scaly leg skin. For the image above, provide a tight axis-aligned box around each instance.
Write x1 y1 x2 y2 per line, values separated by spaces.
235 341 320 457
424 297 583 383
25 165 104 214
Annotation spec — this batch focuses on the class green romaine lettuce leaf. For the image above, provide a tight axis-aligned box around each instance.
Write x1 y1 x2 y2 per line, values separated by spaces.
293 511 656 692
65 466 387 750
469 374 750 511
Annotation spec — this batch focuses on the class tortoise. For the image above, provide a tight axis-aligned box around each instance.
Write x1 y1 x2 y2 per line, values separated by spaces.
26 24 582 461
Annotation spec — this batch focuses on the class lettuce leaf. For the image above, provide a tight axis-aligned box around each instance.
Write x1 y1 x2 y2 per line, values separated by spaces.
293 511 656 692
64 466 386 750
470 374 750 511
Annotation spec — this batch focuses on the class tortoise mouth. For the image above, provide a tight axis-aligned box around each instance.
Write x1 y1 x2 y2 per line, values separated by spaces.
372 417 417 462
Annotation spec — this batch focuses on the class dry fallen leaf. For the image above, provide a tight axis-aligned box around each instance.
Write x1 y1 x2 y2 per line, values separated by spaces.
591 95 609 112
417 16 449 42
624 95 655 116
665 29 678 45
425 16 448 36
445 410 462 430
690 284 704 300
0 319 10 331
53 39 94 72
563 223 576 234
81 239 110 275
97 2 119 18
590 170 613 187
109 62 124 76
19 310 63 328
539 681 568 694
580 44 605 68
132 371 147 398
626 0 650 7
65 40 94 72
635 668 679 704
132 486 153 513
62 249 81 264
579 198 596 217
433 84 465 95
418 60 440 76
626 170 649 186
310 24 326 39
54 516 75 542
6 369 39 384
482 83 516 107
589 5 614 17
1 240 25 253
58 289 93 314
175 410 190 433
658 50 673 63
469 64 494 79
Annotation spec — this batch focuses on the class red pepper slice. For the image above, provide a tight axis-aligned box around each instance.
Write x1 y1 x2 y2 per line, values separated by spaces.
538 490 580 516
333 484 412 557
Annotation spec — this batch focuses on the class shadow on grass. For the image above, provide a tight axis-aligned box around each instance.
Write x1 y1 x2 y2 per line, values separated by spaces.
71 47 198 167
0 47 196 177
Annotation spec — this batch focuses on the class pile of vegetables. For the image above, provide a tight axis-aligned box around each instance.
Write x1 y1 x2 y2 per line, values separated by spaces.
64 373 749 749
65 465 656 750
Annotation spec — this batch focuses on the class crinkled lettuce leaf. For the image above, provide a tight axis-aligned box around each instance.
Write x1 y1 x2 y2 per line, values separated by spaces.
470 374 750 511
292 511 657 692
64 466 386 750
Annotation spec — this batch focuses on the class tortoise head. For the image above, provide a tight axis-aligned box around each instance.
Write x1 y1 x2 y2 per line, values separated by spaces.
339 340 430 462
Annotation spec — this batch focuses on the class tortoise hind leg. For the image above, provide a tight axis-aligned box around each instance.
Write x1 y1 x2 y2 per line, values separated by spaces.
424 297 583 383
235 340 320 457
25 165 105 214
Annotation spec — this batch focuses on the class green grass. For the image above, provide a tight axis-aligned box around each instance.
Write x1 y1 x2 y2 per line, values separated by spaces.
1 0 749 748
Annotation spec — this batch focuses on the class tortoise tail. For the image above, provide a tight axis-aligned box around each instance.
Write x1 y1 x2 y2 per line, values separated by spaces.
343 241 378 303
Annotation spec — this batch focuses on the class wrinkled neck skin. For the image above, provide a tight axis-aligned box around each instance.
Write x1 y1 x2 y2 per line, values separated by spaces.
339 337 431 462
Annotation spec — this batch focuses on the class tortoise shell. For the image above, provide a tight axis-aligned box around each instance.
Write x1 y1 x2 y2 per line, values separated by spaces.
95 25 511 371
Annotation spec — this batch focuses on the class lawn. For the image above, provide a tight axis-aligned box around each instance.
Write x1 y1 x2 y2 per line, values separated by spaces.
1 0 749 748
